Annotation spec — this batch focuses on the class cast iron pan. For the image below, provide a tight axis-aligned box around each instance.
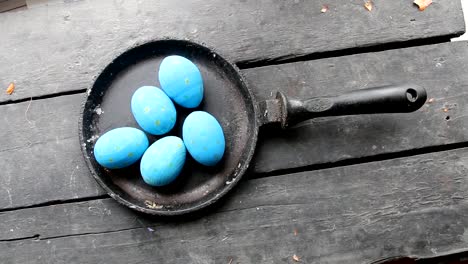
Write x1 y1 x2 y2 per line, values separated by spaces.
80 39 427 216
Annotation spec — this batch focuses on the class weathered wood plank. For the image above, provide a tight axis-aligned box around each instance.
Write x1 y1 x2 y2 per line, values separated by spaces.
0 0 464 103
1 41 468 209
1 147 468 263
248 41 468 173
0 0 26 13
0 94 103 209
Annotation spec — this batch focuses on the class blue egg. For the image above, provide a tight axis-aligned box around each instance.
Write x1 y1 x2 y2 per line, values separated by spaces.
182 111 225 166
94 127 149 169
158 55 204 108
140 136 186 186
131 86 177 135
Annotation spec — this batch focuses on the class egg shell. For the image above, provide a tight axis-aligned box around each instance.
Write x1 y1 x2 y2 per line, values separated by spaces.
158 55 204 108
182 111 225 166
131 86 177 135
94 127 149 169
140 136 186 186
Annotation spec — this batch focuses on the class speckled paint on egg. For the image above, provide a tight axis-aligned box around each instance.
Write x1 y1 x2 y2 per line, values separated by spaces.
131 86 177 135
182 111 225 166
94 127 149 169
158 55 204 108
140 136 186 186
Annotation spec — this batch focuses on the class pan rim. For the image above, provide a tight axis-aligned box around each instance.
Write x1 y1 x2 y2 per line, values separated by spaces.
78 38 260 216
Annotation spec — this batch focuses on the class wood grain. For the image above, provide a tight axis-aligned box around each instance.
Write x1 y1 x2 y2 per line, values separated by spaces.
0 0 25 13
1 42 468 210
248 41 468 173
0 0 464 103
0 94 103 209
1 147 468 263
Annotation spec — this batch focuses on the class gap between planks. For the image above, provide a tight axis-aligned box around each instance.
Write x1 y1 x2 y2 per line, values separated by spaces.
236 35 456 68
0 39 465 213
2 142 468 216
252 141 468 179
2 102 468 211
0 200 318 243
0 194 108 214
0 35 456 107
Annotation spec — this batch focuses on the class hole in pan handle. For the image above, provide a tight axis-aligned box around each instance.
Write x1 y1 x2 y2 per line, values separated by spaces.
260 84 427 128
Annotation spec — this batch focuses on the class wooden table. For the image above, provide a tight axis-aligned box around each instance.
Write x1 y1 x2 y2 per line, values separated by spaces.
1 1 468 263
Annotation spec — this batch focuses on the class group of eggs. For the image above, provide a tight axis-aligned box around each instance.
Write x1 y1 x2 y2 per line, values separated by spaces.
93 55 225 186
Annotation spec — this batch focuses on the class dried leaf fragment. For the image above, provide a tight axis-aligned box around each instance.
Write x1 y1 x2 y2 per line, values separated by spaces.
228 258 233 264
414 0 432 11
144 200 163 209
6 82 14 95
321 5 328 13
364 1 373 11
293 255 301 262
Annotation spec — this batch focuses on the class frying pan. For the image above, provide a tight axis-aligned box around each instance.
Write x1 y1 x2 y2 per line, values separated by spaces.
80 39 427 216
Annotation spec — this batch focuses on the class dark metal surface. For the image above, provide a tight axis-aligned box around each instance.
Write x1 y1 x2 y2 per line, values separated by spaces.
80 39 427 216
80 39 259 215
261 84 427 128
279 85 427 128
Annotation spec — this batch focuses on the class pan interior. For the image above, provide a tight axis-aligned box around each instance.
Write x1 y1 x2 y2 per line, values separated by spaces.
80 40 257 215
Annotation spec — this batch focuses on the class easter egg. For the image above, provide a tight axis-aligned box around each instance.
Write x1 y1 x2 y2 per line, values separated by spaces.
94 127 149 169
140 136 186 186
131 86 177 135
182 111 225 166
158 55 204 108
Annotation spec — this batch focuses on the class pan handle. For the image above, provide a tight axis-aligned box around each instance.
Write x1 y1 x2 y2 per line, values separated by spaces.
265 84 427 128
